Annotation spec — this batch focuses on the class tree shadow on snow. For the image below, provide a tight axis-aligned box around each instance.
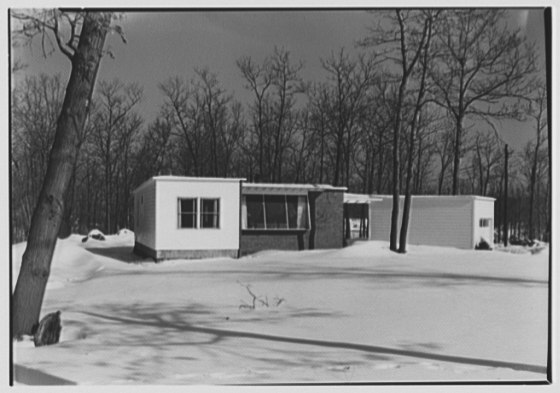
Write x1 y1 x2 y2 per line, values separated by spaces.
80 303 546 377
13 364 76 385
91 265 548 289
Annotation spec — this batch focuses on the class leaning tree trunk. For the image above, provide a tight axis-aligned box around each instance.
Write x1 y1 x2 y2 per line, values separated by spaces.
12 12 111 338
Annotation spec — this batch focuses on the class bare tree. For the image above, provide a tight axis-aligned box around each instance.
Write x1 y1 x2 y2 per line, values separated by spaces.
12 10 113 337
159 76 204 176
319 49 378 187
11 74 65 242
399 10 438 253
523 82 548 240
360 10 430 252
238 47 306 182
429 9 536 195
90 79 143 233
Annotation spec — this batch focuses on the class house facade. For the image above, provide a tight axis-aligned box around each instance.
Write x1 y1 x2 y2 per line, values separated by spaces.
133 176 346 261
344 194 495 249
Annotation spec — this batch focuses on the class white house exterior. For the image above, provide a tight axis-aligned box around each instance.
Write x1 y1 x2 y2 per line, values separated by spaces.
133 176 346 261
345 194 495 249
133 176 244 260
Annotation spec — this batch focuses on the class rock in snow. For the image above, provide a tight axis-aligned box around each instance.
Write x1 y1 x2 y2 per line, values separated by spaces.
33 311 62 347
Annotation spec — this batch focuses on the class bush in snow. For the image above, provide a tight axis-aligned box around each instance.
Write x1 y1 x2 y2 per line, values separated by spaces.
475 237 492 250
238 281 285 310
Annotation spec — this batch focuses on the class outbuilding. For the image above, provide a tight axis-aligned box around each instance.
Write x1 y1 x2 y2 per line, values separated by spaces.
133 176 347 261
344 194 495 249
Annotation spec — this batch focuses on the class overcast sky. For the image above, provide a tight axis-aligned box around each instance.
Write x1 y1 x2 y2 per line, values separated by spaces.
12 8 547 150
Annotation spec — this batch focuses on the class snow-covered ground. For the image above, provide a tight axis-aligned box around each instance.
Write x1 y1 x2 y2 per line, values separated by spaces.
12 232 549 385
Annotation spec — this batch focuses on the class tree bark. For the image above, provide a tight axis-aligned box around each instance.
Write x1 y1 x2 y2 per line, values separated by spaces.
399 13 433 253
503 144 509 246
12 11 111 337
451 115 463 195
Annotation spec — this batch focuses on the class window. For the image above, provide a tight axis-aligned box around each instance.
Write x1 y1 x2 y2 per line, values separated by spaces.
201 199 220 228
178 198 197 228
245 195 265 229
242 194 309 230
265 195 287 229
479 218 491 228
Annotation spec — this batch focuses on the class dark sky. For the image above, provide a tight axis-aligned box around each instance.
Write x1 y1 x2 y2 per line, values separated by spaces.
12 9 547 151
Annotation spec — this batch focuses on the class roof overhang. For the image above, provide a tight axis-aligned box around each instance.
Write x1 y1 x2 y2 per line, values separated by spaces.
343 193 383 204
243 183 347 195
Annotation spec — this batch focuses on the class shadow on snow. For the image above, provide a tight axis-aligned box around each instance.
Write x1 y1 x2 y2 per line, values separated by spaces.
80 304 546 376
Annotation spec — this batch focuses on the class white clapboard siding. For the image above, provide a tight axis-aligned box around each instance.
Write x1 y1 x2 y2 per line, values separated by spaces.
407 197 473 249
369 195 495 249
134 179 157 249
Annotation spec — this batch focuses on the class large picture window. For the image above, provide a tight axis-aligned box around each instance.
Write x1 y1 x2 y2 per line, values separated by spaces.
242 194 309 230
178 198 197 228
201 199 220 228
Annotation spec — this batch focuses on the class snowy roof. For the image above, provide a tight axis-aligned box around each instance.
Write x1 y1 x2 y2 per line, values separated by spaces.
343 193 383 204
243 182 347 195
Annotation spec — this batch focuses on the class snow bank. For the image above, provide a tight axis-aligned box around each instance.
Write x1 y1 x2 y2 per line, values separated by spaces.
12 235 105 290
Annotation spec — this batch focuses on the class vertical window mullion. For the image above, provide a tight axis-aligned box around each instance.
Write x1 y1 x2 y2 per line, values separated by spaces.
284 195 289 229
262 194 267 229
196 198 199 229
306 196 311 230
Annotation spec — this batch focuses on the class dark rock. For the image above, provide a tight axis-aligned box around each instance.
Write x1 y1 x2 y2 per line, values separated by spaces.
82 236 88 243
33 311 62 347
91 233 105 241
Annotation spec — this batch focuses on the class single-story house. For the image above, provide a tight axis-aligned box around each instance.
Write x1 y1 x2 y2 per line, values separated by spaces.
133 176 347 261
343 194 495 249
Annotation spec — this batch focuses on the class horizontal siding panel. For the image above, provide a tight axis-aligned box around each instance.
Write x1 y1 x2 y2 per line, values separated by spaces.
370 196 474 249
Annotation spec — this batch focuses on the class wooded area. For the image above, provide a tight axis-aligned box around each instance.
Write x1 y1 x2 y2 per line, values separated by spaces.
11 9 550 246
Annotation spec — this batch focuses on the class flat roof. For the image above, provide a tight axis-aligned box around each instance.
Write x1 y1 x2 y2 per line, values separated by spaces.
133 176 246 194
243 183 347 195
370 194 496 202
343 193 383 204
134 177 347 195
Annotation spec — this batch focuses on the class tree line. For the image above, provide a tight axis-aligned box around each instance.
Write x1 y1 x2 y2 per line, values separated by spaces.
11 9 549 245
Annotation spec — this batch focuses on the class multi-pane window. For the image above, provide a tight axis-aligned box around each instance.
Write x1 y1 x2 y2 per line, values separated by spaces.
242 194 309 230
201 199 220 228
178 198 197 228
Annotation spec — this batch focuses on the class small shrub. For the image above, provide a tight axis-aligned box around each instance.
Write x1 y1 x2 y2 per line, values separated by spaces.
475 238 492 250
237 281 285 310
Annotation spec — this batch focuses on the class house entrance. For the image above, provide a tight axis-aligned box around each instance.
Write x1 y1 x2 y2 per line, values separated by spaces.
343 203 369 240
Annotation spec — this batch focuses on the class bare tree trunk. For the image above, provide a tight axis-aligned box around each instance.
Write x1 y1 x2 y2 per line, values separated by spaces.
12 12 111 337
451 115 463 195
503 144 509 246
399 12 434 253
389 81 405 251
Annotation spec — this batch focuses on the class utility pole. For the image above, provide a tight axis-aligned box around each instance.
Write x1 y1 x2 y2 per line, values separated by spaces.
503 143 509 246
